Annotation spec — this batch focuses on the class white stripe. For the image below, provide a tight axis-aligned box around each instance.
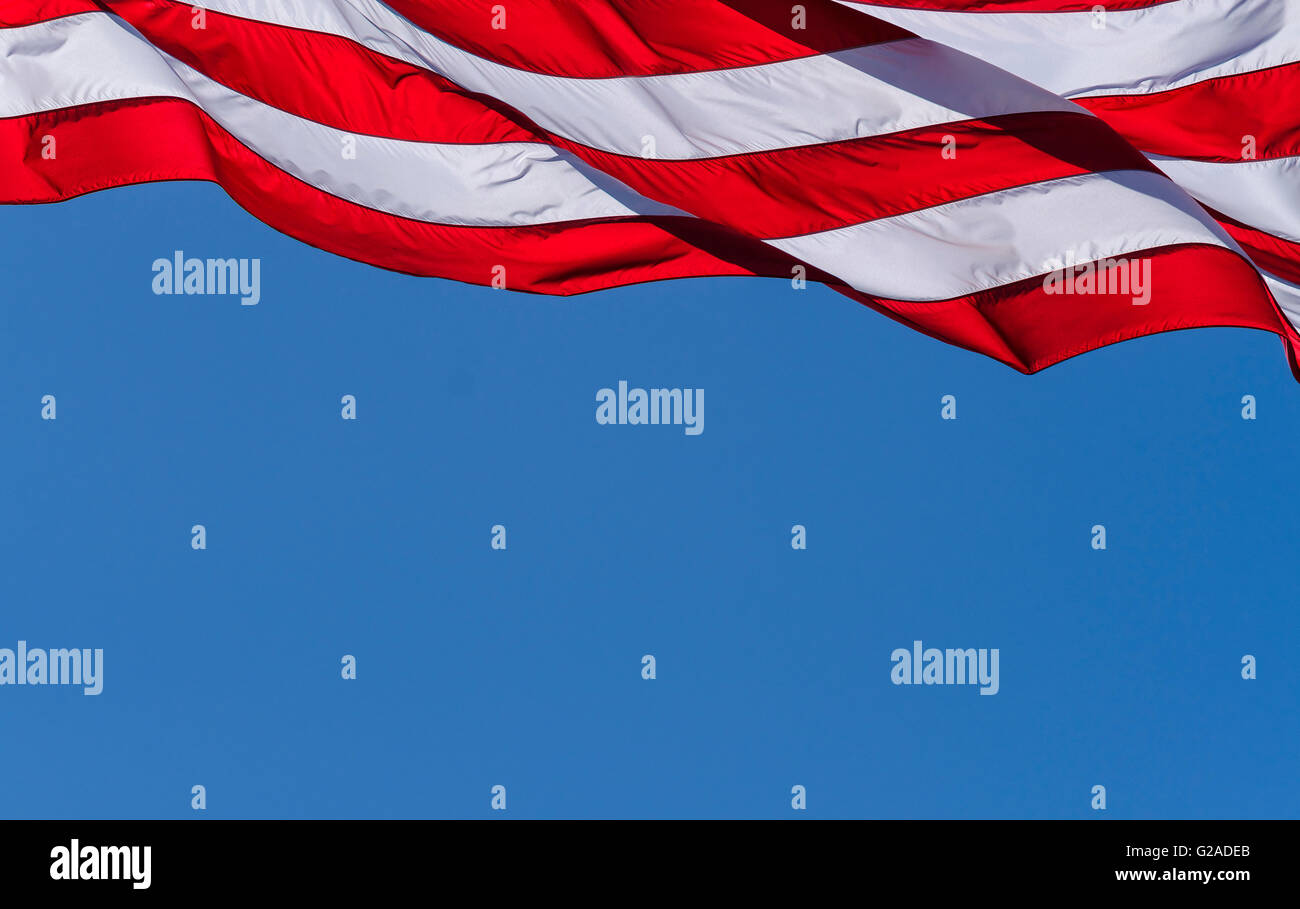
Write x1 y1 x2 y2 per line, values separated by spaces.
0 14 685 226
841 0 1298 99
189 0 1082 159
1149 154 1300 244
769 170 1237 300
1263 270 1300 332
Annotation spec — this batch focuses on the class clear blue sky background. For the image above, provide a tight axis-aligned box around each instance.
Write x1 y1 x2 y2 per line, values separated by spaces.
1 182 1296 819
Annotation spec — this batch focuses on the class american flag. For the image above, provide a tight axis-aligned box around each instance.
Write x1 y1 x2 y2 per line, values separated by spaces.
4 0 1297 376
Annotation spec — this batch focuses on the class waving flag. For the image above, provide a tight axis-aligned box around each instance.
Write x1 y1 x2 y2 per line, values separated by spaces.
2 0 1297 376
843 0 1300 371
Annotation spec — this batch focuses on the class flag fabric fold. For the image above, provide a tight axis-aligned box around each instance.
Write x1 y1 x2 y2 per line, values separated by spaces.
3 0 1297 376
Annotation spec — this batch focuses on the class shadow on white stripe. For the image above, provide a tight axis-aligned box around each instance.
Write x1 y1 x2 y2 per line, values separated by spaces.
841 0 1297 99
1150 154 1300 245
770 169 1237 300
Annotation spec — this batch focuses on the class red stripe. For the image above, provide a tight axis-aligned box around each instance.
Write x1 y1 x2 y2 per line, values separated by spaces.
105 0 541 146
379 0 912 77
573 114 1157 238
1207 207 1300 287
0 97 825 294
80 0 1155 239
0 0 97 27
1077 63 1300 163
841 243 1291 374
0 0 911 73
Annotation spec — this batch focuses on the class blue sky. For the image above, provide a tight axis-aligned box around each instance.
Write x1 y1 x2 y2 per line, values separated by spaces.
1 181 1296 819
